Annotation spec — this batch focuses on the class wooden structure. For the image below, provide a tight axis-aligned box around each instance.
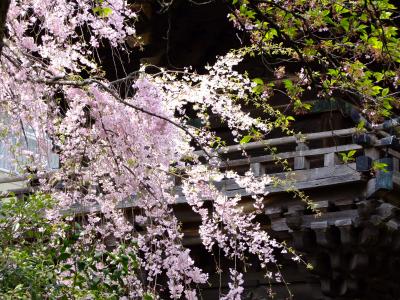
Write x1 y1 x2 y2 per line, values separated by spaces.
2 126 400 299
176 128 400 300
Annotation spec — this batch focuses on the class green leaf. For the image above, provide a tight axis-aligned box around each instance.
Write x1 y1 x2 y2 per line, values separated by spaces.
253 78 264 85
372 85 382 95
58 252 71 261
240 135 252 144
382 88 389 96
368 37 383 50
340 18 350 32
93 6 113 18
360 13 368 22
264 28 277 40
286 116 295 121
373 162 389 173
252 78 264 95
347 150 356 158
327 69 339 77
283 79 293 90
339 150 356 163
375 72 384 82
143 293 154 300
356 120 366 132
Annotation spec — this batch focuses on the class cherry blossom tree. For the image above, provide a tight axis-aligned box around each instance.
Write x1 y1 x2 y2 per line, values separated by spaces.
1 0 398 298
0 1 295 299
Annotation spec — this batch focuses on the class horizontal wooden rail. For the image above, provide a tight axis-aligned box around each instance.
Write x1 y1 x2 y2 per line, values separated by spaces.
0 170 56 185
194 128 356 157
174 163 360 203
223 144 362 168
0 175 28 184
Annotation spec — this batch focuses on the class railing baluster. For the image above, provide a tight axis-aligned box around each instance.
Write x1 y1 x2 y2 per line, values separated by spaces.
250 162 264 176
324 152 340 167
294 142 310 170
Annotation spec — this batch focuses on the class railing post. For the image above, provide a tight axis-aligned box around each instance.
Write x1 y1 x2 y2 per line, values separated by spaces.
324 152 340 167
294 142 310 170
250 162 264 176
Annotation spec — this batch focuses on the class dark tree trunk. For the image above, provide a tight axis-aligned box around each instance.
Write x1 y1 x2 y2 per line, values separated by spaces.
0 0 11 55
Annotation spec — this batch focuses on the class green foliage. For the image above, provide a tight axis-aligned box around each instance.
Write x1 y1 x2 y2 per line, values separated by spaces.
210 135 226 149
229 0 400 122
240 135 252 144
372 161 389 173
93 6 113 18
356 120 367 133
252 77 264 95
0 194 59 299
143 293 155 300
0 193 138 299
339 150 357 163
240 127 264 144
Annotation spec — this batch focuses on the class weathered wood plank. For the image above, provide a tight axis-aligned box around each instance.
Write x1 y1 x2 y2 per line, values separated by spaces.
61 196 137 215
393 171 400 189
335 219 356 246
222 144 361 168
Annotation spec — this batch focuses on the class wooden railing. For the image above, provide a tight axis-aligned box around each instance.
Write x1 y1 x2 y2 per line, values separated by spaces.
2 128 400 212
195 128 357 156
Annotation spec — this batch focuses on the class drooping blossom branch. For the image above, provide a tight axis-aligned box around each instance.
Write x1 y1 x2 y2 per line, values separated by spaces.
0 1 301 298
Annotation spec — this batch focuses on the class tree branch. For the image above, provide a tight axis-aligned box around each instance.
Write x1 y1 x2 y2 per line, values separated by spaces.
37 77 213 159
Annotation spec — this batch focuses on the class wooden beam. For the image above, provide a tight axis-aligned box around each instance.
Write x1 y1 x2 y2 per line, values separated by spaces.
195 128 357 156
63 163 362 214
223 163 360 191
174 163 361 203
0 175 29 184
271 209 359 232
349 253 369 272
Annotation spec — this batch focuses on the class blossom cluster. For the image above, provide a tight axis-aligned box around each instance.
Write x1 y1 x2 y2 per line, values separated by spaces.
0 1 290 298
